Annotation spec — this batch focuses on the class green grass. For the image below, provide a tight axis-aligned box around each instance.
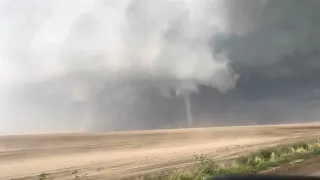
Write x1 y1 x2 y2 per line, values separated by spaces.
138 138 320 180
38 172 50 180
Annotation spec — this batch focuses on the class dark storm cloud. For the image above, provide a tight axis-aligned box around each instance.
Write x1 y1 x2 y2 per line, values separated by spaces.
1 0 320 134
219 0 320 73
184 0 320 127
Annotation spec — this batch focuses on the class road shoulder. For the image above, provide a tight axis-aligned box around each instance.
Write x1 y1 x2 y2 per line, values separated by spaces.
260 156 320 175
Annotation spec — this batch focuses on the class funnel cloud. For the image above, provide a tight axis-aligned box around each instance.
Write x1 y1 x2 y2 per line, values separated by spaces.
1 0 320 134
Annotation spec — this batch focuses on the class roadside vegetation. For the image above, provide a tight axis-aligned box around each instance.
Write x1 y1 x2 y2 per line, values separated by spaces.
36 138 320 180
137 138 320 180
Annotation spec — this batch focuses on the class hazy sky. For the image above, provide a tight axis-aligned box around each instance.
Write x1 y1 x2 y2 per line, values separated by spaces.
1 0 320 134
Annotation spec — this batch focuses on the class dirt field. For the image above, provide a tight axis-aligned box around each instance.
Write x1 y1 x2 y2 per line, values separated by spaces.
1 123 320 180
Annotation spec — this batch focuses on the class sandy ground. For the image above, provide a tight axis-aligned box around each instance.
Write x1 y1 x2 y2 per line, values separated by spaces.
1 123 320 180
259 155 320 176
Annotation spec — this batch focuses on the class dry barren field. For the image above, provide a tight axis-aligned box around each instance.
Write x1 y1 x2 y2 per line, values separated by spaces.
1 123 320 180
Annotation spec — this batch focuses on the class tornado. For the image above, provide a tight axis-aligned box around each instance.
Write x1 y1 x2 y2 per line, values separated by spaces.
0 0 240 133
183 93 194 128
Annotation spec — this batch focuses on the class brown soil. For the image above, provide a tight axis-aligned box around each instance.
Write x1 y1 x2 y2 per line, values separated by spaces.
1 123 320 180
260 156 320 176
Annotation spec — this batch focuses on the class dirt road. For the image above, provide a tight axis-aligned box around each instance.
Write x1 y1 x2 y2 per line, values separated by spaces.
261 155 320 176
1 123 320 180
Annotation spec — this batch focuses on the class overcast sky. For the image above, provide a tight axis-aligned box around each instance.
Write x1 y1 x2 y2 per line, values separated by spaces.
1 0 320 134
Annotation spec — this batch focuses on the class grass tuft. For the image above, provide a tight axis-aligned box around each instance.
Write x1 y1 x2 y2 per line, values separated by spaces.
143 138 320 180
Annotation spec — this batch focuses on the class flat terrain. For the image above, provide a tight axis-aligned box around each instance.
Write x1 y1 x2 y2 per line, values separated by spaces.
1 123 320 180
263 155 320 176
